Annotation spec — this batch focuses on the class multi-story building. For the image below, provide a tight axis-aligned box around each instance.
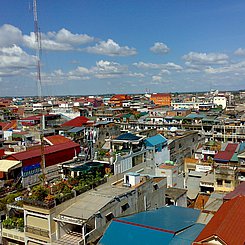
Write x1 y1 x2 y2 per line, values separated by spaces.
2 169 167 245
150 93 171 106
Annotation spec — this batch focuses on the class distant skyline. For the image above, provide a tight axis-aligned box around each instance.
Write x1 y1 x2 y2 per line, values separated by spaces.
1 0 245 96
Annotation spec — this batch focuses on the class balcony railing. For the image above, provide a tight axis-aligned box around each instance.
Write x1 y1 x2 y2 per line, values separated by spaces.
23 198 55 209
25 225 49 238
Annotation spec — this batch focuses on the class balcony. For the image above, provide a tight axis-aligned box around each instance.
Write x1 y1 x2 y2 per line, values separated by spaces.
25 225 49 238
2 227 25 243
202 149 216 155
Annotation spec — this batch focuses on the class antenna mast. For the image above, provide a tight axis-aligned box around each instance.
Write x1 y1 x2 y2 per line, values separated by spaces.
33 0 46 183
33 0 42 99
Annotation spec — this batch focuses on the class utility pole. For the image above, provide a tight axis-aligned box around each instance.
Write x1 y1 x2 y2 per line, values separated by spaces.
33 0 46 183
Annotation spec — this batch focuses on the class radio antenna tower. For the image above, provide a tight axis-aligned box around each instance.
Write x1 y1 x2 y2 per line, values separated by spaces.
33 0 42 99
33 0 46 183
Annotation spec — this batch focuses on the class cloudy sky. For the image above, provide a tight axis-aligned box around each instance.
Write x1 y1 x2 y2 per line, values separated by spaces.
1 0 245 96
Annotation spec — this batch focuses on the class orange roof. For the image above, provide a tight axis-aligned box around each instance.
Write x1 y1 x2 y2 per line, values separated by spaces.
194 194 209 210
110 94 132 101
44 135 73 145
184 158 199 164
193 196 245 244
0 120 17 130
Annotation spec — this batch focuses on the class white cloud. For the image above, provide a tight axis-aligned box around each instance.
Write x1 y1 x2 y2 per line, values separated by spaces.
205 61 245 74
150 42 170 54
152 75 162 82
92 60 128 78
0 45 36 77
183 52 229 65
0 24 23 47
234 48 245 56
54 60 144 81
55 28 94 45
160 69 171 75
23 28 94 51
86 39 137 56
134 61 182 71
0 24 95 52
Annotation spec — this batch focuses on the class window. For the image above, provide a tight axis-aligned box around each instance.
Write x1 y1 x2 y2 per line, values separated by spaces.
225 180 231 187
179 143 182 148
217 179 223 186
121 203 130 213
153 184 159 190
105 213 114 223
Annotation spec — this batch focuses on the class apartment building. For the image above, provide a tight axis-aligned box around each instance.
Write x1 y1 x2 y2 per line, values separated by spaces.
150 93 171 106
2 170 167 245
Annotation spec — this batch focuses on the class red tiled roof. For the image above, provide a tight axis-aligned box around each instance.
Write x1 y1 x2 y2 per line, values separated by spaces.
224 182 245 200
6 141 80 161
214 143 238 162
44 135 73 145
61 116 89 127
193 196 245 245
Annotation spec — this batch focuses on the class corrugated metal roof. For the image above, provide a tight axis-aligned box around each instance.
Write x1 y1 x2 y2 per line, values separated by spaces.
224 182 245 200
197 212 214 225
61 116 89 127
194 196 245 245
67 126 85 133
214 143 238 162
44 135 73 145
99 206 202 245
119 206 200 233
239 142 245 153
7 141 80 161
144 134 167 147
169 223 205 245
0 160 21 172
185 113 205 119
98 219 174 245
115 133 141 141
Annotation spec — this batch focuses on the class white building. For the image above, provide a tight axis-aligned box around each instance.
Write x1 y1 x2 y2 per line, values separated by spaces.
213 96 227 109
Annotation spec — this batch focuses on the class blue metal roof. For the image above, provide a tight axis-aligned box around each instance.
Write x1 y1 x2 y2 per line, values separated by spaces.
144 134 167 147
239 142 245 153
98 219 174 245
185 113 205 119
169 223 205 245
115 133 141 141
119 206 200 233
99 206 202 245
67 126 85 133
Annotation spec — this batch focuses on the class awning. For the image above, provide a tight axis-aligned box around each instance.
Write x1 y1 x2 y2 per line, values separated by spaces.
0 160 21 172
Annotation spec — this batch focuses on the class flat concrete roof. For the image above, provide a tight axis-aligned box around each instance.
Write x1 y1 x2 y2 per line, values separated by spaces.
0 160 21 172
60 162 148 221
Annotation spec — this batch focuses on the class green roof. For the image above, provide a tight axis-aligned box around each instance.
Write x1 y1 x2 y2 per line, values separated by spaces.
230 153 238 162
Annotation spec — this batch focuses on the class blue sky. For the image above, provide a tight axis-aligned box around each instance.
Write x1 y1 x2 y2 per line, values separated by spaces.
1 0 245 96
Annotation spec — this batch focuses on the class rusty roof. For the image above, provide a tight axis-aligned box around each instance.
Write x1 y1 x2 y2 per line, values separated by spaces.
193 195 245 245
224 182 245 201
61 116 89 127
6 141 80 161
44 135 73 145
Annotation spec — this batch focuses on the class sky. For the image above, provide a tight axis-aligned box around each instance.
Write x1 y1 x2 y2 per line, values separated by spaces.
1 0 245 96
